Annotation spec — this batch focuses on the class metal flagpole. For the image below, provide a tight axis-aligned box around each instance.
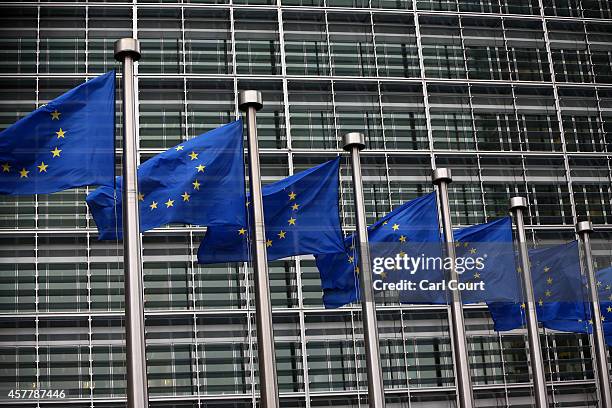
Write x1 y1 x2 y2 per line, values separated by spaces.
114 38 149 408
238 90 280 408
576 221 612 408
342 132 386 408
509 197 548 408
432 168 474 408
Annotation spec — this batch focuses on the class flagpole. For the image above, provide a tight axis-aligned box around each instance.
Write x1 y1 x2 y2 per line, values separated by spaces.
432 168 474 408
342 132 386 407
509 197 548 408
239 90 280 408
576 221 612 407
114 38 149 408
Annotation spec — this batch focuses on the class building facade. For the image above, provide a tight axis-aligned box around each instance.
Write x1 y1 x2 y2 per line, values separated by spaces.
1 0 612 407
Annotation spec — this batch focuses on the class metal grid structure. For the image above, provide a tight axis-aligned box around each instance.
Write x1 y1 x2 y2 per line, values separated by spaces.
0 0 612 407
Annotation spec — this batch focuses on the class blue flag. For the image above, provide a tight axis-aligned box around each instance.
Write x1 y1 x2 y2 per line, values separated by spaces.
197 157 344 263
317 192 441 309
0 71 115 195
538 266 612 339
488 241 585 331
455 217 521 304
86 120 245 240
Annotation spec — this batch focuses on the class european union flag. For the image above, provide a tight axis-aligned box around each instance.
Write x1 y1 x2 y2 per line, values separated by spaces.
539 265 612 337
455 217 521 303
0 71 115 195
86 120 245 239
317 192 440 309
487 241 585 331
197 157 344 263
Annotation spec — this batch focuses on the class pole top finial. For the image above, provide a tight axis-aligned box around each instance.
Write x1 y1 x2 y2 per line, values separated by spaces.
238 90 263 112
576 220 593 234
509 196 528 211
114 38 141 62
432 168 452 184
342 132 366 151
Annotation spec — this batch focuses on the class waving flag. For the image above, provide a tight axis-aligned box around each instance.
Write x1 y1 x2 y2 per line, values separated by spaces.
0 71 115 195
87 120 245 239
197 157 344 263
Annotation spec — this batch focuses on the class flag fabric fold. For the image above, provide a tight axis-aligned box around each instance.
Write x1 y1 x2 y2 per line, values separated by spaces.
86 120 246 240
197 157 344 264
317 192 441 309
487 240 585 331
0 71 115 195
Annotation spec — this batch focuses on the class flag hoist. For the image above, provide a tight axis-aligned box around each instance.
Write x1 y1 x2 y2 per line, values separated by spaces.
432 168 474 408
114 38 148 408
342 132 386 408
576 221 612 407
239 90 280 408
509 197 548 408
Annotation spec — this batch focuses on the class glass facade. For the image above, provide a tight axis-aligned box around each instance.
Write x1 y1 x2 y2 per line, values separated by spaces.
0 1 611 407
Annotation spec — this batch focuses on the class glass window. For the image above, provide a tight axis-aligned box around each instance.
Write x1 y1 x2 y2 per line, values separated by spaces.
587 23 612 84
559 87 607 152
463 17 510 81
283 11 330 77
381 83 428 150
374 14 419 79
514 86 562 152
234 10 281 76
184 9 232 75
548 21 593 83
88 8 133 74
420 16 466 79
138 8 182 75
288 81 336 149
328 13 375 77
238 80 286 149
139 79 184 149
0 7 37 74
335 82 383 149
39 7 86 74
505 19 550 82
429 84 475 150
570 157 612 225
471 85 522 151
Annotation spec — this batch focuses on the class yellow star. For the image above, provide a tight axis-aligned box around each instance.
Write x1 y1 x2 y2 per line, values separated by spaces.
189 152 198 160
463 242 469 247
266 239 273 247
19 168 29 178
469 248 477 254
608 294 612 301
588 319 594 325
181 192 190 202
291 203 299 211
474 272 481 279
380 271 387 279
50 147 62 157
538 299 544 306
246 201 250 207
238 228 247 235
455 242 462 247
398 235 406 243
149 201 158 210
398 251 406 257
602 315 606 322
606 285 611 291
138 193 144 201
348 256 354 264
520 303 526 309
288 191 296 200
278 230 286 239
37 162 48 173
608 306 612 313
597 281 602 287
355 266 360 274
196 164 206 173
1 163 10 172
55 128 66 138
543 266 550 273
546 277 553 285
288 217 296 225
50 110 61 120
175 145 184 151
392 224 399 231
517 266 522 273
165 199 174 208
382 221 388 225
192 180 201 190
545 290 552 297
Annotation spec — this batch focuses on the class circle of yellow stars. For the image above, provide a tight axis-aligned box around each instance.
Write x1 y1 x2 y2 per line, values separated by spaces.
237 190 300 249
2 108 65 179
144 144 204 212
